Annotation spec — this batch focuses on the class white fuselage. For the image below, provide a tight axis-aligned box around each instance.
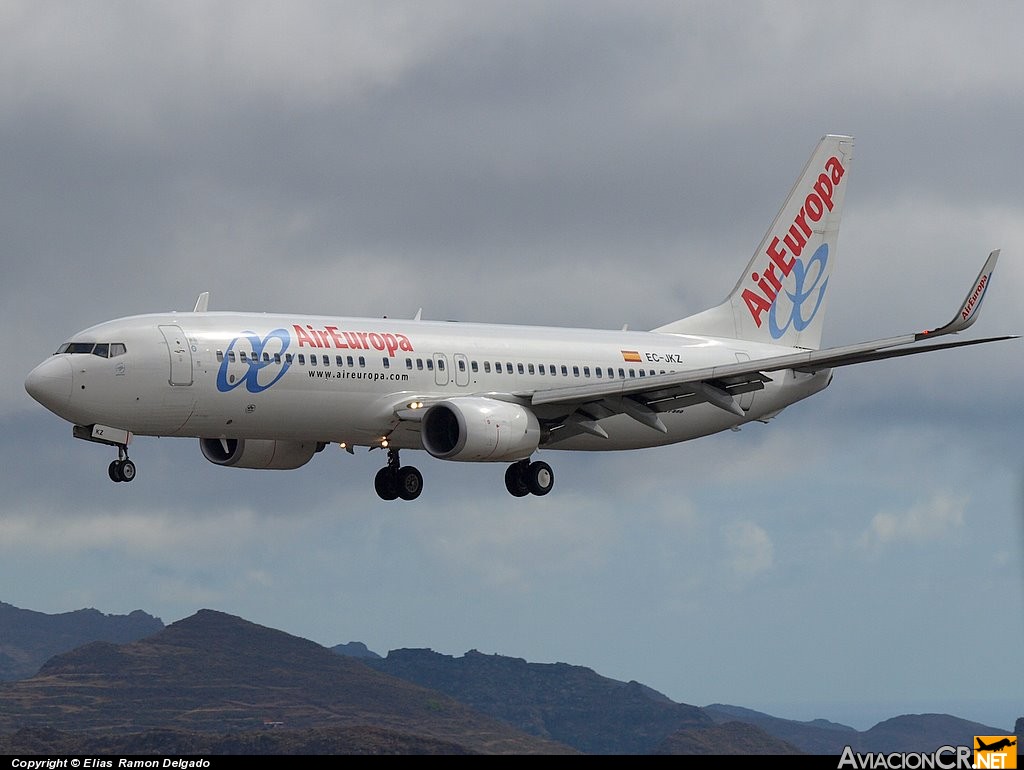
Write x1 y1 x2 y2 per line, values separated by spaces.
27 311 832 453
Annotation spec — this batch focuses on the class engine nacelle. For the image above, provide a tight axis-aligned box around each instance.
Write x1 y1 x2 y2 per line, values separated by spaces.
421 397 540 462
200 438 320 470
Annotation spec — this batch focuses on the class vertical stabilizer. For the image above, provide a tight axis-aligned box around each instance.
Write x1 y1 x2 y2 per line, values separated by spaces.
655 134 854 349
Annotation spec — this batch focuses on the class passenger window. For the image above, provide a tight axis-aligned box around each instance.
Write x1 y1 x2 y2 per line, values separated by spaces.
484 361 491 373
240 351 248 362
628 369 635 377
471 361 479 373
572 366 580 377
416 358 424 370
561 365 568 376
347 356 354 367
228 351 236 362
458 359 466 372
298 354 305 365
275 354 282 364
285 353 292 364
438 359 445 371
427 359 434 371
583 366 590 377
265 353 273 363
216 350 224 362
406 358 413 369
505 362 513 374
517 363 525 374
338 356 345 367
359 356 365 367
537 364 544 376
383 358 390 368
595 368 602 378
618 368 625 378
309 355 317 366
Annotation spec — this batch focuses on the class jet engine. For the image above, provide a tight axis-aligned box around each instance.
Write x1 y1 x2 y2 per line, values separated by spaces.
199 438 321 470
421 397 540 462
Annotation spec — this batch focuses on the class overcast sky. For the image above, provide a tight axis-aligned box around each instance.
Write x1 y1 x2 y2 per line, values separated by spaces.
2 1 1022 732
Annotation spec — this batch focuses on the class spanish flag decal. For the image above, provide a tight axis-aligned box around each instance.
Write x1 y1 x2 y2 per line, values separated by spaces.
621 350 642 363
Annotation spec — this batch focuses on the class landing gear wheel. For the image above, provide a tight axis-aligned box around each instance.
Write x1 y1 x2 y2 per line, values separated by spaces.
375 448 424 502
504 461 530 497
525 460 553 496
119 459 136 483
396 466 423 501
374 467 399 501
107 459 136 483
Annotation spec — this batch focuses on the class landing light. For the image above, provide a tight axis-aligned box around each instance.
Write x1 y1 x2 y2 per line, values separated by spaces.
381 438 389 448
407 401 424 409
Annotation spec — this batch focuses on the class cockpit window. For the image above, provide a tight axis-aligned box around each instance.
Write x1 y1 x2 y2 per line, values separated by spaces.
55 341 127 358
56 342 95 354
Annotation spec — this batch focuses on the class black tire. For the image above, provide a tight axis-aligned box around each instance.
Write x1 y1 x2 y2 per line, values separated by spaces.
119 459 137 483
374 467 399 501
108 460 123 483
526 460 553 496
504 462 529 497
396 466 423 501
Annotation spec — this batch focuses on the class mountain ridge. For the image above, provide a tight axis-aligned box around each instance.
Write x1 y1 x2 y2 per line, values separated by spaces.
0 608 573 754
0 600 1016 754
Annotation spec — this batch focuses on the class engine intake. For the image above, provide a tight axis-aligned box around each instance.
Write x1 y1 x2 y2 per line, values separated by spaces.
421 398 540 462
200 438 319 470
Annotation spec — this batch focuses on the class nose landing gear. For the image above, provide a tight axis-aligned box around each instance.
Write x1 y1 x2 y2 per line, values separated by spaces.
107 446 136 483
71 425 136 484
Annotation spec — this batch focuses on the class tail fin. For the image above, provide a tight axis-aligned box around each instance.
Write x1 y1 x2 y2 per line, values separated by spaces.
655 134 854 349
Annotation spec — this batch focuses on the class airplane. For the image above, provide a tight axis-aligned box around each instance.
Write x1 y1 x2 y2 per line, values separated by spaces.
24 134 1015 501
977 738 1017 752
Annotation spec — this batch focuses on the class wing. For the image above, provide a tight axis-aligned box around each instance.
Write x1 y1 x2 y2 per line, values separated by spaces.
530 250 1014 441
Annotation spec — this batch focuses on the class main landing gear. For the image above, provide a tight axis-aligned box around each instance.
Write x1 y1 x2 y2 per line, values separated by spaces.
372 450 554 500
107 445 136 483
505 459 554 497
374 448 423 501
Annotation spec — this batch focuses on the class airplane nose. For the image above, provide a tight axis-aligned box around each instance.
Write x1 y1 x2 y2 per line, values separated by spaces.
25 356 73 414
